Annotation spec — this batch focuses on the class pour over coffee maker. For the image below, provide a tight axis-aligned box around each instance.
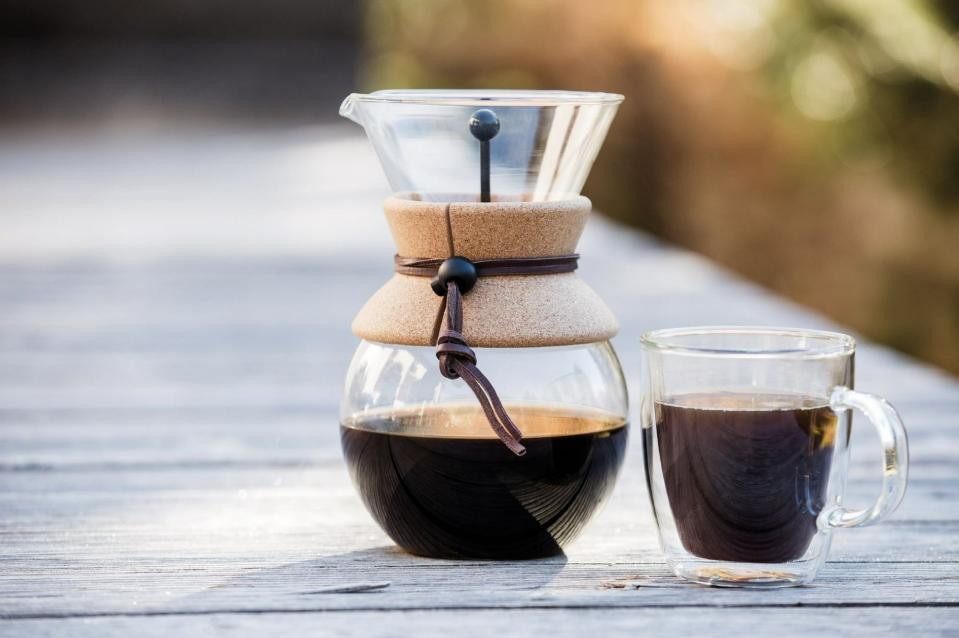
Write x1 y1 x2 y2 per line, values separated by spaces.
339 90 627 559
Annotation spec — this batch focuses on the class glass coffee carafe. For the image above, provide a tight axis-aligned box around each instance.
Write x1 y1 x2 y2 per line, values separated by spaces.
339 90 627 559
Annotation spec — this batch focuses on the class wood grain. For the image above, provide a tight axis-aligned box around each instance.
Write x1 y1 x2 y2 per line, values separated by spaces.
0 128 957 636
2 609 958 638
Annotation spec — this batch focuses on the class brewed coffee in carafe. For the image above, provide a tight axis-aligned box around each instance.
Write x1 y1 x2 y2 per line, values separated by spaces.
339 90 627 558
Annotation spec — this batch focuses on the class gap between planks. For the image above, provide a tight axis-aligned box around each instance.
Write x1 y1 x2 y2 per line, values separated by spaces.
4 600 959 622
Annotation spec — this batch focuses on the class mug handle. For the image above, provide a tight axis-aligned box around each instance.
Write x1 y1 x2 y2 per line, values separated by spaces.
820 386 910 529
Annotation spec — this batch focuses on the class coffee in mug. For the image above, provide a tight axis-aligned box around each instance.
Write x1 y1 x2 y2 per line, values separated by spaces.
641 327 908 587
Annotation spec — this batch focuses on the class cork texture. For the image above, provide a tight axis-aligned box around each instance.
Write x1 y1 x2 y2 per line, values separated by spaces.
383 196 454 259
354 195 620 347
384 195 590 259
353 272 618 347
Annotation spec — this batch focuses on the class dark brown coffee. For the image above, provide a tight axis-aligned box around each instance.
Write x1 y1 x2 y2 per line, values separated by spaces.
341 405 627 559
647 393 838 563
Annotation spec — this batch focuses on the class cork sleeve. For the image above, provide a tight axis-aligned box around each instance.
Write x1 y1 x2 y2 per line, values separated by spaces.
351 195 619 347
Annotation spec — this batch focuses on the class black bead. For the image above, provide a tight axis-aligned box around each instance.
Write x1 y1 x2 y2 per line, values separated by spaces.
431 257 478 295
469 109 500 142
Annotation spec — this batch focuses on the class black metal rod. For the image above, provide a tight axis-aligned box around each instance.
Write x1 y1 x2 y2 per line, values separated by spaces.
480 141 491 203
469 109 500 203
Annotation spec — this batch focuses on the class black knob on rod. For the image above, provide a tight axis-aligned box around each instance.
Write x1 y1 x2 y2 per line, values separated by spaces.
431 256 478 296
469 109 499 202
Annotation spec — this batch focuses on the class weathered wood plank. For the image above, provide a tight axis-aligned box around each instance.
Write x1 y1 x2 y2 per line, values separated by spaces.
1 412 956 477
1 428 955 483
4 608 959 638
0 462 955 519
0 561 957 619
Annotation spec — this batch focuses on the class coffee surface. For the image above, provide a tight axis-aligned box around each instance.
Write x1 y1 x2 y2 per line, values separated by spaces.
650 393 838 563
341 405 627 559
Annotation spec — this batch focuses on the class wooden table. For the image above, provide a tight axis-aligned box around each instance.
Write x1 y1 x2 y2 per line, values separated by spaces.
1 128 957 636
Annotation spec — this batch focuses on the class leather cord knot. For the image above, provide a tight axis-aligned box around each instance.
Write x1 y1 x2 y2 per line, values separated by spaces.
395 253 580 457
435 328 476 378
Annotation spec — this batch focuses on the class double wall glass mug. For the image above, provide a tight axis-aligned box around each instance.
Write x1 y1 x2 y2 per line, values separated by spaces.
640 327 909 587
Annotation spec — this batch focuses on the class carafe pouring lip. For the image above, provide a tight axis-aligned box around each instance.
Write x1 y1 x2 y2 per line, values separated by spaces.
338 93 363 125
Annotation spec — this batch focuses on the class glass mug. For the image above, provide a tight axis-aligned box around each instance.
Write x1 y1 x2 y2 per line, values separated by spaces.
640 327 909 587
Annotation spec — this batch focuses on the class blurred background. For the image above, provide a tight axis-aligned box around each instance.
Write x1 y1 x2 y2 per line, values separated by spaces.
2 0 958 372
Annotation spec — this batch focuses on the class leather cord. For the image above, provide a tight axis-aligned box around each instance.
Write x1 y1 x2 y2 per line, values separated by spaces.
395 254 579 277
395 253 580 456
